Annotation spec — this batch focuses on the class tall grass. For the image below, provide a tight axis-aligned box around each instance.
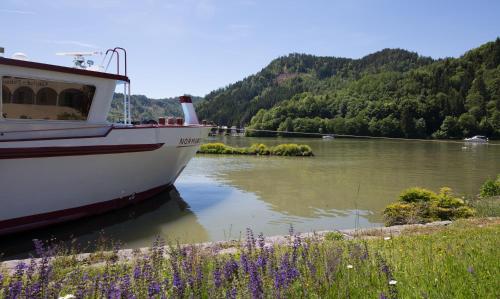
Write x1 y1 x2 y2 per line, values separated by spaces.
1 220 498 298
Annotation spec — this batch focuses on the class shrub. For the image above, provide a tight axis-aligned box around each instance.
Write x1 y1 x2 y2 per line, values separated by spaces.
384 187 475 226
399 187 438 203
479 175 500 198
249 143 271 155
270 144 313 156
198 143 313 156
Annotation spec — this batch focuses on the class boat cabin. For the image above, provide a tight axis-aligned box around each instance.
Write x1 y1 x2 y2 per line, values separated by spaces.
0 56 128 125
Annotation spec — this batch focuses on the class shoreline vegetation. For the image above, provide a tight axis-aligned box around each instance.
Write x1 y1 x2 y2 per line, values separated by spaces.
0 219 498 298
0 179 498 298
197 143 314 156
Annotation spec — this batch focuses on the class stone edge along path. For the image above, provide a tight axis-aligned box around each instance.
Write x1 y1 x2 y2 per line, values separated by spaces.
0 221 452 273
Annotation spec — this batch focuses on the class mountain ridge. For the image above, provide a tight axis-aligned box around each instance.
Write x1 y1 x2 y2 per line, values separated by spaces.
197 39 500 139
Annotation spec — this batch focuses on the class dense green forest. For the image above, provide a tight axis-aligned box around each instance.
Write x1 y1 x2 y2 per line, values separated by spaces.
197 39 500 138
108 94 203 123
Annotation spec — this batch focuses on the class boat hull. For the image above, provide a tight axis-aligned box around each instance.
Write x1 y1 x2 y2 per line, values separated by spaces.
0 125 210 235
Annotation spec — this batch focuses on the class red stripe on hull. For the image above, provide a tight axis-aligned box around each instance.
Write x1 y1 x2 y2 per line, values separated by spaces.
0 143 164 159
0 184 172 235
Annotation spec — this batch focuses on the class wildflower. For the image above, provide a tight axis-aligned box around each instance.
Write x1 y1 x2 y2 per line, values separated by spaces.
223 258 239 281
347 264 353 269
148 281 161 297
226 287 237 299
246 228 256 252
240 252 249 273
379 293 388 299
257 233 265 249
384 237 391 240
133 265 141 280
467 266 475 274
173 270 184 297
213 266 222 288
248 261 263 299
389 280 397 285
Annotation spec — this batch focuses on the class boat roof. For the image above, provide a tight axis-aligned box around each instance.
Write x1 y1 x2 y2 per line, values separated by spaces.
0 57 129 82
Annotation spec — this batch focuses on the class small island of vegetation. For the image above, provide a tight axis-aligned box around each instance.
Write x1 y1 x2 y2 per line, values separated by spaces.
197 143 313 156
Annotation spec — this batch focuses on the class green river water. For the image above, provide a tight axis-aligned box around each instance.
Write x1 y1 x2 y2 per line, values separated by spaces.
1 136 499 258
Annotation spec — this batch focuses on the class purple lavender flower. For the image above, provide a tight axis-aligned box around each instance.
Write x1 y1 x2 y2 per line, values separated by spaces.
172 269 184 297
223 258 239 282
226 286 237 299
246 228 256 252
248 261 263 299
108 281 121 299
119 274 131 298
213 265 222 288
196 264 203 287
133 265 141 280
256 254 267 272
240 253 249 274
257 233 265 250
8 280 23 298
33 238 45 257
379 293 388 299
26 282 42 298
148 281 161 297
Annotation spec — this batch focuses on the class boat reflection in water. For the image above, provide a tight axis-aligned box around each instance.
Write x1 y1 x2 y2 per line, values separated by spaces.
0 187 209 260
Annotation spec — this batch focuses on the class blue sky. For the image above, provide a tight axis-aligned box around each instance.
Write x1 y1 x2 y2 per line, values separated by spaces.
1 0 499 98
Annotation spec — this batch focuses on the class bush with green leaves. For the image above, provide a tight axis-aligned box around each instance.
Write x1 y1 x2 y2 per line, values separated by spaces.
479 175 500 198
383 187 475 226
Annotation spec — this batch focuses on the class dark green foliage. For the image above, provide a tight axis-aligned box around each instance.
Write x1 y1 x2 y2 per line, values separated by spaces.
383 187 475 226
108 93 203 123
197 143 313 156
479 174 500 198
198 39 500 139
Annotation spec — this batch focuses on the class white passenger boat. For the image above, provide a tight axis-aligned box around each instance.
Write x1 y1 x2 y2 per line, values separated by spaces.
463 135 488 143
0 47 210 235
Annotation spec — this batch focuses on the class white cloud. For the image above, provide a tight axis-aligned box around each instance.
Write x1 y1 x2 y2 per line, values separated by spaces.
44 40 100 49
0 9 35 15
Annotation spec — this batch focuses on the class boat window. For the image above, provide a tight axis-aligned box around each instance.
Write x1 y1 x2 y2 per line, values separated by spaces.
1 76 95 120
2 85 11 103
12 86 35 104
36 87 57 105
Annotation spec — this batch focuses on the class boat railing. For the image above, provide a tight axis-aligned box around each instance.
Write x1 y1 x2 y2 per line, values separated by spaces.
102 47 131 125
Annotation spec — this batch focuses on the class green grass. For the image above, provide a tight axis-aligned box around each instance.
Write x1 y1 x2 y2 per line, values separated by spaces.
1 219 498 298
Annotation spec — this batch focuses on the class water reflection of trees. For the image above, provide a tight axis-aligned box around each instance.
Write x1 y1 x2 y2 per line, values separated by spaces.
0 187 209 260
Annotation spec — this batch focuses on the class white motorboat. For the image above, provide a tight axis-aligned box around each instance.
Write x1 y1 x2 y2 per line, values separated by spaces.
322 135 334 140
463 135 488 143
0 47 210 235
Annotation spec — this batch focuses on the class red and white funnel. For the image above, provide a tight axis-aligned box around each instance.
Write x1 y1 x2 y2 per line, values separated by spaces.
179 96 199 125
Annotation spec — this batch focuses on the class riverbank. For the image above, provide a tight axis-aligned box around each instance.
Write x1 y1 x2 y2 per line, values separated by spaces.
1 218 498 298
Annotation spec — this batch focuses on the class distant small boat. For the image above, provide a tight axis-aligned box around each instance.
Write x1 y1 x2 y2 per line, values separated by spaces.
322 135 335 140
464 135 488 143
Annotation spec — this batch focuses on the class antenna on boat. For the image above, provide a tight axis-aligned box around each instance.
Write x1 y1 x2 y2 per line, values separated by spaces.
56 51 103 70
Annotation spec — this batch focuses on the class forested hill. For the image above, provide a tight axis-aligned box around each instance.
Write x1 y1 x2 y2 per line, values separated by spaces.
108 94 203 123
197 39 500 139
